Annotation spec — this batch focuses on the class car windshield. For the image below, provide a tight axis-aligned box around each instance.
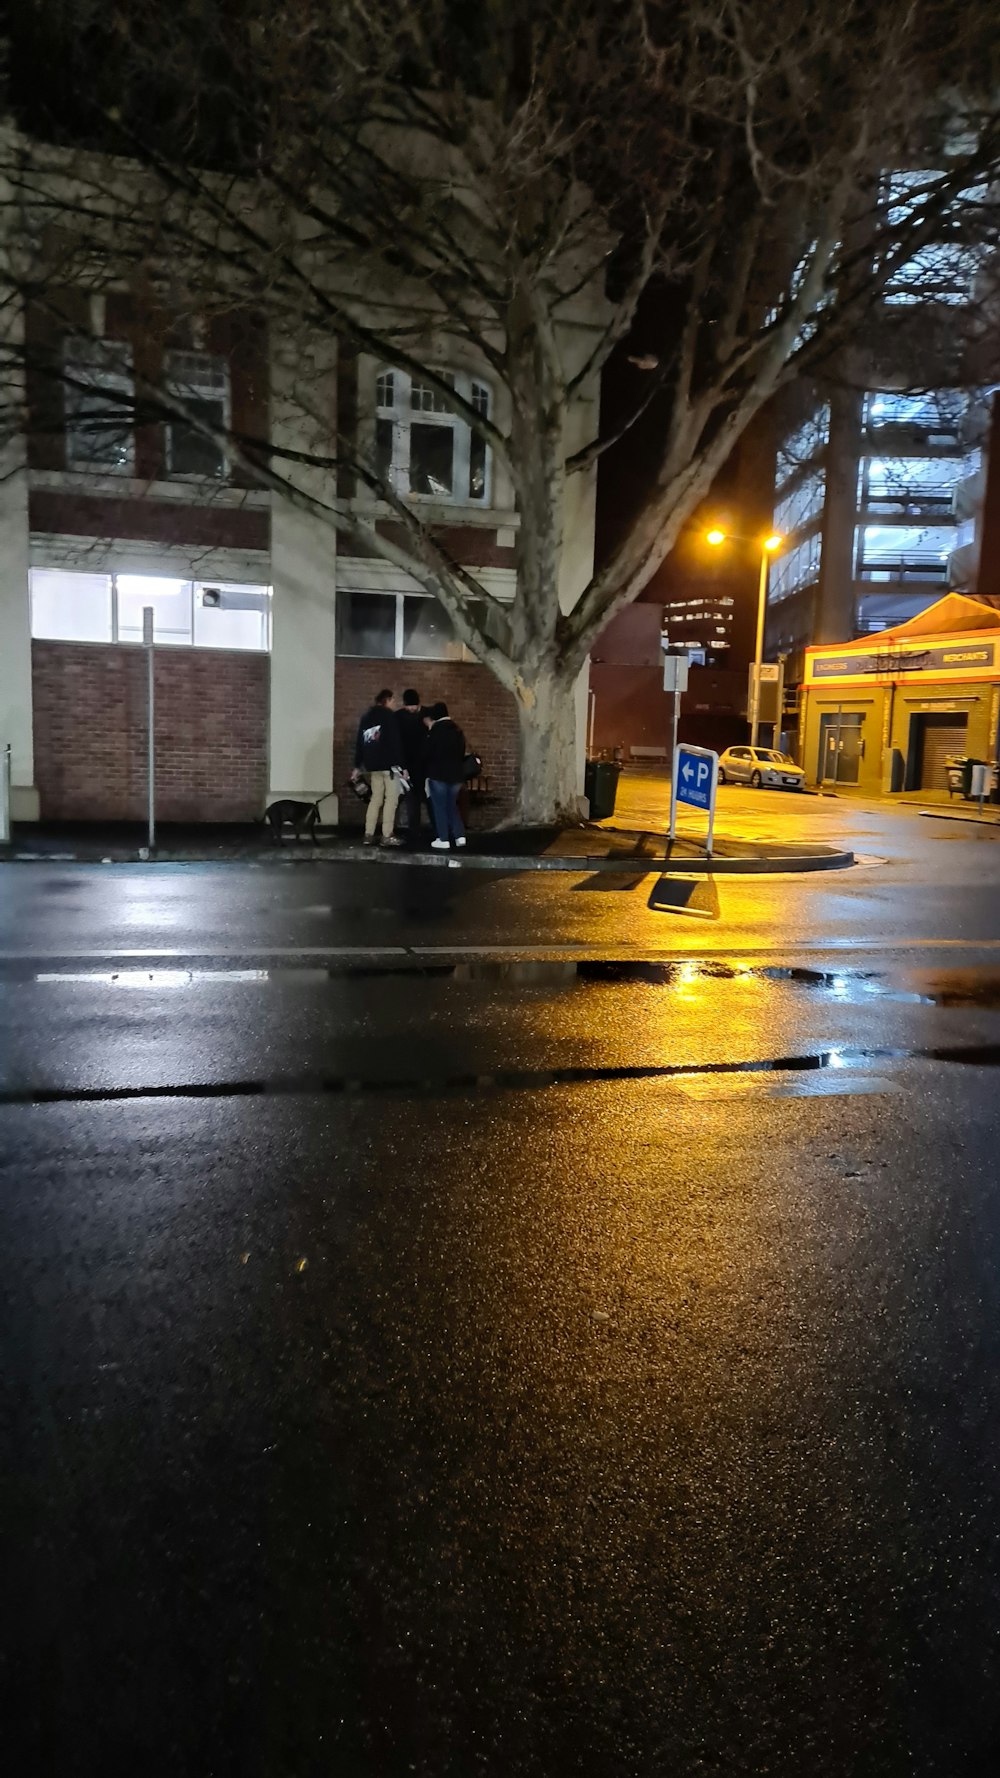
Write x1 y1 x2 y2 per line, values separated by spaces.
757 751 795 765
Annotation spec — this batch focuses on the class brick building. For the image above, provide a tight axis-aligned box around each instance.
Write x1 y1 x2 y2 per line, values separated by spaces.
0 288 600 828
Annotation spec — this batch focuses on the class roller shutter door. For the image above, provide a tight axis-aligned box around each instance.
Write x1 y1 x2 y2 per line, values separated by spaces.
919 715 968 790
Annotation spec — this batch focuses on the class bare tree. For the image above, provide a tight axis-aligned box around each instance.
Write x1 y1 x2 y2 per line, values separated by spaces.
3 0 1000 821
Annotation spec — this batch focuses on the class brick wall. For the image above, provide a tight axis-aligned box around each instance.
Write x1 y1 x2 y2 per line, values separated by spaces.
32 641 269 822
334 658 519 827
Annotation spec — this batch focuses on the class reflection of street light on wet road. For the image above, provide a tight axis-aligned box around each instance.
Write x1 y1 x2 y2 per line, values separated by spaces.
706 528 783 747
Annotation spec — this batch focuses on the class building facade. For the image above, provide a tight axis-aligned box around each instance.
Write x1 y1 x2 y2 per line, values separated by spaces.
0 294 599 828
799 592 1000 793
765 383 990 676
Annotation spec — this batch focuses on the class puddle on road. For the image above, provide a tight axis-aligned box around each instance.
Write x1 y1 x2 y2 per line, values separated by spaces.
5 1041 1000 1111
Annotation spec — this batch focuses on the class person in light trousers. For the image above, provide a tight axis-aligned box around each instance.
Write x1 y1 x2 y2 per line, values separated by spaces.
423 702 467 850
350 688 407 848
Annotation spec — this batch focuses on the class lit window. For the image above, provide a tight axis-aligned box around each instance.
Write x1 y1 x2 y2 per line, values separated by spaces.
776 406 830 486
29 569 270 650
30 569 113 640
864 389 965 437
881 171 984 306
164 351 230 479
860 455 961 512
63 339 135 474
374 368 492 505
768 535 821 602
775 469 826 536
855 523 955 581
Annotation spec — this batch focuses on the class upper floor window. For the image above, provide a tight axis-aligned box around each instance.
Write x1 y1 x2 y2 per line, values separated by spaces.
855 522 954 581
63 338 135 474
775 405 830 489
374 368 491 505
774 468 826 538
864 389 965 440
165 350 230 479
859 455 962 513
768 533 822 603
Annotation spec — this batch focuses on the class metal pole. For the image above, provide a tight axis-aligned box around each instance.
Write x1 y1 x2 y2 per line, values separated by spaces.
143 606 155 851
667 682 681 846
750 546 769 749
587 687 596 756
706 761 716 860
0 744 10 845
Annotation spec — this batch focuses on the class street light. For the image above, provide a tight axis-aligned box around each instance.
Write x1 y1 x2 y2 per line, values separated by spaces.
705 527 784 747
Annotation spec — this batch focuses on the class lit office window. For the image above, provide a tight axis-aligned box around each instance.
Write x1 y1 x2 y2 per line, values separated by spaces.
30 569 270 650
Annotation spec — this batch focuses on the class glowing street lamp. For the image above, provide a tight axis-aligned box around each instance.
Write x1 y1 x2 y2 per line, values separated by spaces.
704 526 784 746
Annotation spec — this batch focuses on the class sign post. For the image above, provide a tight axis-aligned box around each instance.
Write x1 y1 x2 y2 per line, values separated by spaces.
0 743 10 846
670 743 719 858
143 606 155 853
662 651 690 844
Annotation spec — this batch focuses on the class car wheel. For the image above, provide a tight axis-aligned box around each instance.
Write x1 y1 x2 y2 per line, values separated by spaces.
718 767 726 784
751 770 762 788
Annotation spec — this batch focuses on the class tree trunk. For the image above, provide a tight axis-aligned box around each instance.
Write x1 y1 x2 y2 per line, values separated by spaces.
514 664 582 826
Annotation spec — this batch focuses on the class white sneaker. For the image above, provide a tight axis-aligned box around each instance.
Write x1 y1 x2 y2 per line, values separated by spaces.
431 838 450 850
455 836 466 848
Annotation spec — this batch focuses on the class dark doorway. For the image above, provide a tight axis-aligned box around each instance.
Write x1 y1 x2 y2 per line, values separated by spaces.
906 713 968 792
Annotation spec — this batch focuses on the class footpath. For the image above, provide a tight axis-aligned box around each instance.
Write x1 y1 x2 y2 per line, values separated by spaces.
0 772 853 876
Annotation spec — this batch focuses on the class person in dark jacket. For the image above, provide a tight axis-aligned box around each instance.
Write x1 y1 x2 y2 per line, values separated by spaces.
351 688 407 846
423 701 467 849
396 688 432 845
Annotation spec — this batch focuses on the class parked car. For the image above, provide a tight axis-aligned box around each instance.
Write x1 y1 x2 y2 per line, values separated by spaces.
718 746 806 790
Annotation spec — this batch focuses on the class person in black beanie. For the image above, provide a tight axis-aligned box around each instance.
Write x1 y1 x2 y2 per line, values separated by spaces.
397 688 433 844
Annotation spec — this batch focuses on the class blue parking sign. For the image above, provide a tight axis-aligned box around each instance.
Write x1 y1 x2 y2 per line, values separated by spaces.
676 746 716 812
669 743 719 858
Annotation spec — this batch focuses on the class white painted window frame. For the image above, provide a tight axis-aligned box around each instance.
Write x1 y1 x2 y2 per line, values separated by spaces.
375 367 492 507
163 349 232 481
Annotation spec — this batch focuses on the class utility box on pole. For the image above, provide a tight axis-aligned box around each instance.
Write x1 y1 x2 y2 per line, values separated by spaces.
748 661 783 738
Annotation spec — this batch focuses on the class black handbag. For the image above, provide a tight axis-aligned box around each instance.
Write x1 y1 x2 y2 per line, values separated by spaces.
462 752 482 781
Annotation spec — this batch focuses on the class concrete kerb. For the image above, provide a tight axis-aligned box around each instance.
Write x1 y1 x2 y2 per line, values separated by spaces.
0 840 856 874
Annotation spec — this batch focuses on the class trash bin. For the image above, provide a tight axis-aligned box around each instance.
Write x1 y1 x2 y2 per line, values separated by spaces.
585 759 621 819
946 755 967 798
962 757 987 800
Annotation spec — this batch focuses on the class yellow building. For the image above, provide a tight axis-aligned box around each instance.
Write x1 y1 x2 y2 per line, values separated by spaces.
800 593 1000 794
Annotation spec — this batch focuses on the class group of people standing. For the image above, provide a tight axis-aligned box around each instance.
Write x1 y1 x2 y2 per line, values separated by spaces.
351 688 470 850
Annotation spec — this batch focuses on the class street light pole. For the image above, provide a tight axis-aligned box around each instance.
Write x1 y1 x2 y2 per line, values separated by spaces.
705 526 782 751
750 545 770 750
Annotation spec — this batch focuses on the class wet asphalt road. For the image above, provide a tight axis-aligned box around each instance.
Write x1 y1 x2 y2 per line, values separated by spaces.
4 802 1000 1776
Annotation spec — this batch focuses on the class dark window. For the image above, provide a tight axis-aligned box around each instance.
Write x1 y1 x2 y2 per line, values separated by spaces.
337 591 396 657
410 423 454 496
375 418 394 484
469 430 487 500
168 397 227 478
402 594 462 660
